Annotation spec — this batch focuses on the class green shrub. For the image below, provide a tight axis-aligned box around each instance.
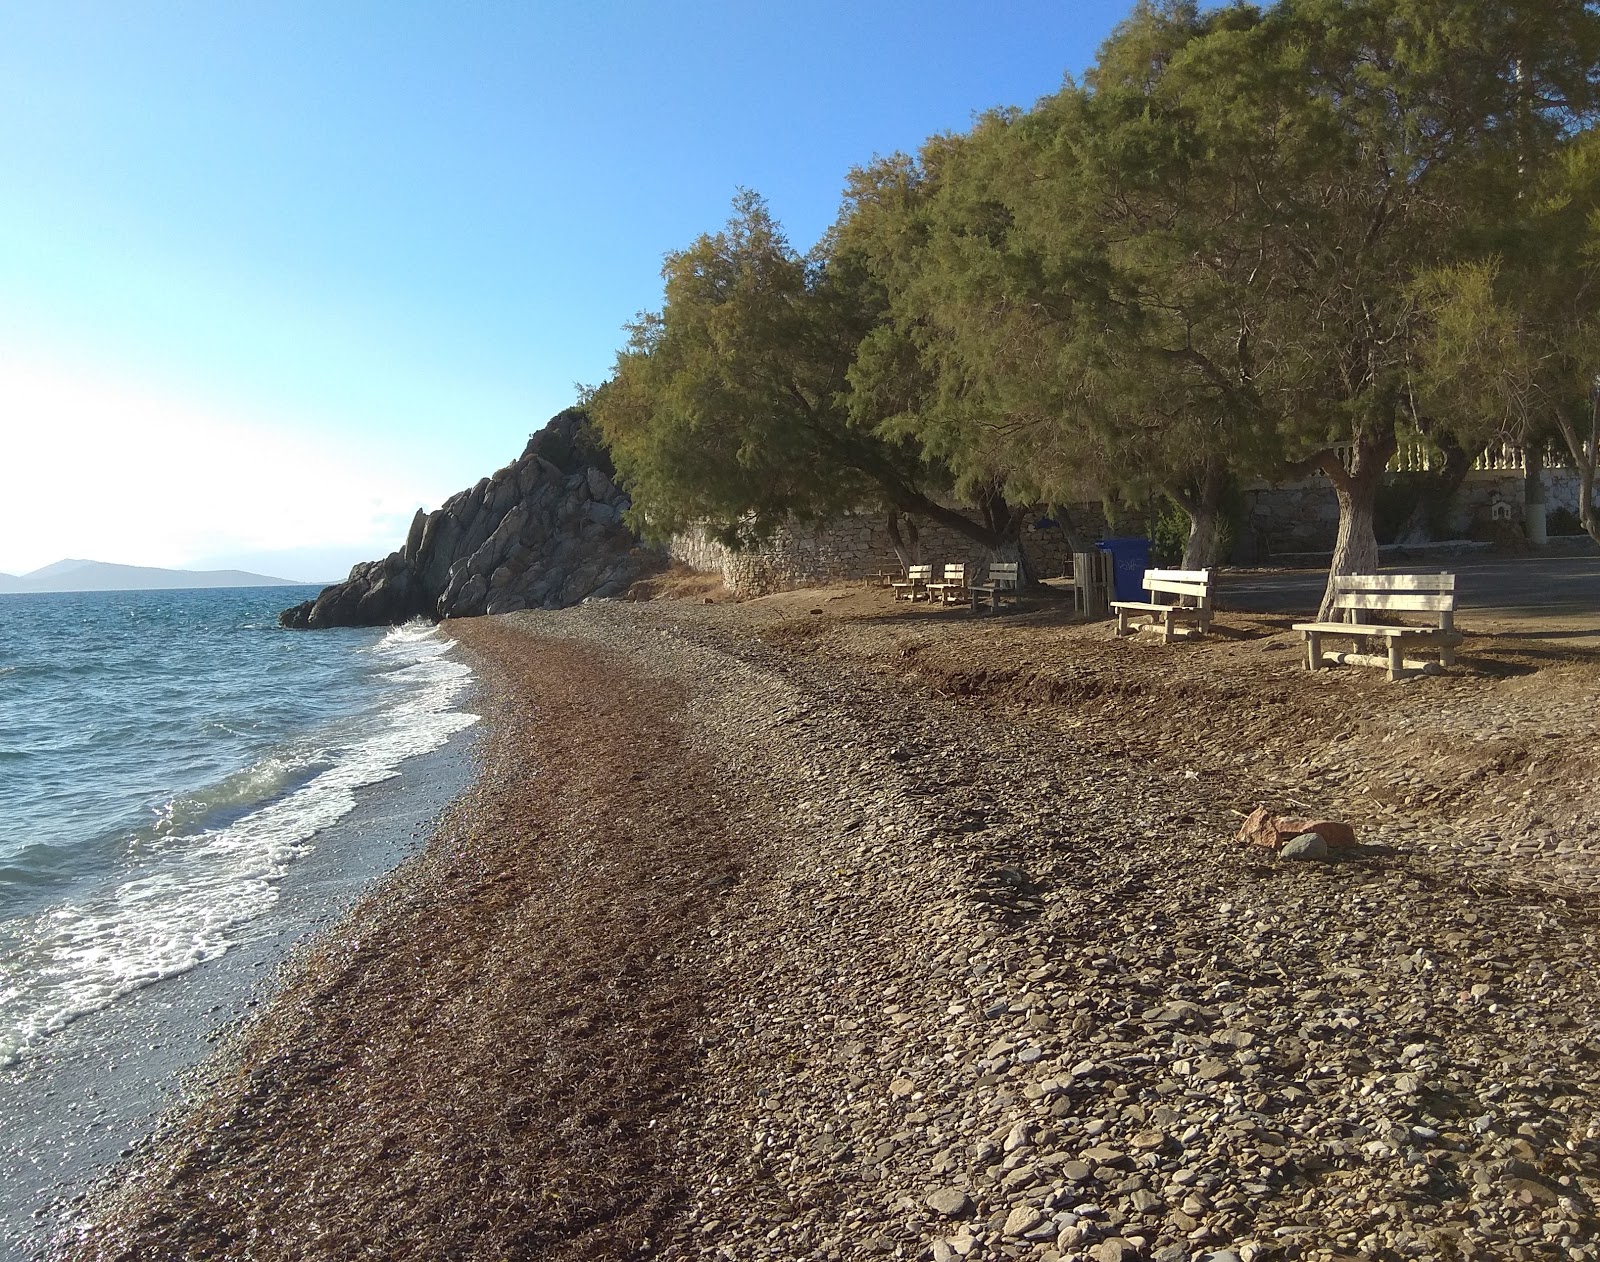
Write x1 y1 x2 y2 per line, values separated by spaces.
1152 500 1189 566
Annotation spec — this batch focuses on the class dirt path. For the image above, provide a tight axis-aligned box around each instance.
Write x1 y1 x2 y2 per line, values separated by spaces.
59 593 1600 1262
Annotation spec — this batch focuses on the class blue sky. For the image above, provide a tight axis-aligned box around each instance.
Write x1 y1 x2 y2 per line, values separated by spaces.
0 0 1132 580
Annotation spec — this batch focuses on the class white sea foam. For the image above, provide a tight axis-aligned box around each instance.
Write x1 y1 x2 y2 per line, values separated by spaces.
0 620 477 1067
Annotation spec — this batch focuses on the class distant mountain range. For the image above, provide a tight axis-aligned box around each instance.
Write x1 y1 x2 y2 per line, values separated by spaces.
0 559 305 594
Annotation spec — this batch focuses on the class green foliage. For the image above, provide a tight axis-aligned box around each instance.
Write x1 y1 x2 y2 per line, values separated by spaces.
591 192 880 546
591 192 1020 551
1151 500 1190 568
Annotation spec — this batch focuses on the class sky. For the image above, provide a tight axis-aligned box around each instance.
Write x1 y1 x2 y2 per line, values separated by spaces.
0 0 1133 582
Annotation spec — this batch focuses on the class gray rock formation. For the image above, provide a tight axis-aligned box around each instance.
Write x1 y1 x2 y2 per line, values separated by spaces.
279 410 662 628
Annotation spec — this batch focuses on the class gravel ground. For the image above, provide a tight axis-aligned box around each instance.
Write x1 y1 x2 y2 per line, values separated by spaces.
57 588 1600 1262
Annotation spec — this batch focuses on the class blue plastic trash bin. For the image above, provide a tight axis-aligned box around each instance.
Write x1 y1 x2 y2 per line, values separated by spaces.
1097 537 1152 602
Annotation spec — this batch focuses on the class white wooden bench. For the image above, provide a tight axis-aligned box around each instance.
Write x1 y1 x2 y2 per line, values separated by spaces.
1292 572 1462 682
1109 568 1214 643
969 561 1019 612
927 563 968 605
891 564 932 601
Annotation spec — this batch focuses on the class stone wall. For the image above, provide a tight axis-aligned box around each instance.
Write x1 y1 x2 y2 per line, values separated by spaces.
669 510 1081 596
1244 467 1594 555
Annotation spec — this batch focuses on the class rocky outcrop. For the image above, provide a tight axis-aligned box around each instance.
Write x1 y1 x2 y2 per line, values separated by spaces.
279 410 662 628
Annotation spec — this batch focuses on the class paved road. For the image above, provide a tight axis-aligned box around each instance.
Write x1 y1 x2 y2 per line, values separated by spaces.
1219 544 1600 639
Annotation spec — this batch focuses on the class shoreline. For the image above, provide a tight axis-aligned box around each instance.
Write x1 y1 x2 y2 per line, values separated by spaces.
0 728 479 1262
52 595 1600 1261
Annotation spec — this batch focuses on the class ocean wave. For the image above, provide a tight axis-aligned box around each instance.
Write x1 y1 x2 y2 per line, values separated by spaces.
0 622 478 1067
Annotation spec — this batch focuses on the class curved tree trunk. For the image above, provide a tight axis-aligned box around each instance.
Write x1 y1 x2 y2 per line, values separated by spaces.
884 510 920 568
1053 506 1093 555
1316 427 1397 621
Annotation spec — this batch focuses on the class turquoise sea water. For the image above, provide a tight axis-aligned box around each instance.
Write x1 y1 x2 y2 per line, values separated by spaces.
0 587 476 1066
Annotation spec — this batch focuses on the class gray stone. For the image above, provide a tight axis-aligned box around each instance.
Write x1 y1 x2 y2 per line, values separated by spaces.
926 1187 973 1217
1003 1204 1044 1236
1280 832 1330 861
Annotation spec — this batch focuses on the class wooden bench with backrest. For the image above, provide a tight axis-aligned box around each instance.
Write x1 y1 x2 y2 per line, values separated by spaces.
1292 572 1461 682
927 563 969 605
969 561 1020 612
891 564 933 601
1109 568 1215 644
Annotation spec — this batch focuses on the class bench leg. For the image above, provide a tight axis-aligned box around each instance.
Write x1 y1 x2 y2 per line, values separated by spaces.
1304 631 1322 671
1115 609 1130 637
1387 639 1405 682
1163 608 1176 644
1440 642 1457 668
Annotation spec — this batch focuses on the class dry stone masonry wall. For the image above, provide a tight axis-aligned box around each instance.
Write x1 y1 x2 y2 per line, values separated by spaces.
670 512 1076 597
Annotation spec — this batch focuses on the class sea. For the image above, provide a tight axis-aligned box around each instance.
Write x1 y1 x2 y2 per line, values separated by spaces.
0 585 478 1070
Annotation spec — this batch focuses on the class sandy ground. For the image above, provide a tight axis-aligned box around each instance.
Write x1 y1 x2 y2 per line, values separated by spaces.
53 584 1600 1262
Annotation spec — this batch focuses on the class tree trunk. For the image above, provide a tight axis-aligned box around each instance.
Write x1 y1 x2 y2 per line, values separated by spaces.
1552 397 1600 545
894 488 1015 552
884 511 919 568
1524 443 1547 549
1183 507 1224 569
1053 506 1093 555
1316 427 1397 621
1171 460 1230 569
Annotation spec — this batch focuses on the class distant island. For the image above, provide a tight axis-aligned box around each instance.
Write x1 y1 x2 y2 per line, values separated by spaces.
0 559 305 594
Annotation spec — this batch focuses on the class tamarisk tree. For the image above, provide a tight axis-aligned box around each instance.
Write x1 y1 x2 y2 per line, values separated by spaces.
591 191 1029 562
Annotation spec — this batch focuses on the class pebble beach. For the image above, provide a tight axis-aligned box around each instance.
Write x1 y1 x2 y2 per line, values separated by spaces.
56 590 1600 1262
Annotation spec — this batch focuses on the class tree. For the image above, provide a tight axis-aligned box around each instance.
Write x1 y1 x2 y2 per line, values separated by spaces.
1123 0 1600 614
1413 131 1600 545
590 191 1027 562
829 18 1262 570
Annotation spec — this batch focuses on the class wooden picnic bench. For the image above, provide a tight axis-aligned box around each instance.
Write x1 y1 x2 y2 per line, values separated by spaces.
891 564 933 601
1292 572 1462 682
927 563 968 605
969 561 1020 612
1109 568 1214 644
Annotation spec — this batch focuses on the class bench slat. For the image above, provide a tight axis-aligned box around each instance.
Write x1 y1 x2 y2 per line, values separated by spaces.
1335 592 1455 612
1335 573 1454 593
1143 579 1211 599
1293 621 1463 640
1114 600 1207 614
